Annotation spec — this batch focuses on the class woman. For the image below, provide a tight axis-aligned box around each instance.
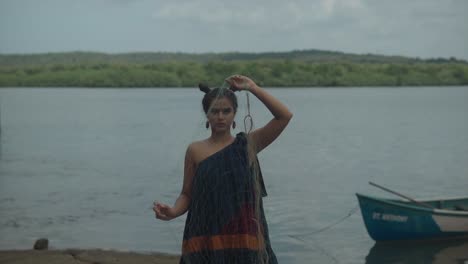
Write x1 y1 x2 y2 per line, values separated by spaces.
154 75 293 263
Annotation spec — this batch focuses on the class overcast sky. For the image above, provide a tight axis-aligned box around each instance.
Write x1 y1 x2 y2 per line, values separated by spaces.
1 0 467 59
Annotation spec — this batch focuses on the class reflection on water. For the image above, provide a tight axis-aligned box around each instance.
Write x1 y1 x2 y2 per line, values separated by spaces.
366 239 468 264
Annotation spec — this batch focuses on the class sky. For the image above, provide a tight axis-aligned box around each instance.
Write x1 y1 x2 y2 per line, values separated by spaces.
1 0 467 60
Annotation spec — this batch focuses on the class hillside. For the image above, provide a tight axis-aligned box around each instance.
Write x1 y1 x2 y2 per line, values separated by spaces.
1 49 466 66
0 50 467 87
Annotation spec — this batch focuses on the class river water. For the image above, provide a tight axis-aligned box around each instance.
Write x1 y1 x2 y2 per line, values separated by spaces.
0 87 467 263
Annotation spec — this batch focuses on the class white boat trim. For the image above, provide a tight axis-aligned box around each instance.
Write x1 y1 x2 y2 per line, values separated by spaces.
433 209 468 216
433 214 468 232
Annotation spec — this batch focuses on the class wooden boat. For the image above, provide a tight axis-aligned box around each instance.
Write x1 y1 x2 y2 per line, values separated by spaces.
356 193 468 241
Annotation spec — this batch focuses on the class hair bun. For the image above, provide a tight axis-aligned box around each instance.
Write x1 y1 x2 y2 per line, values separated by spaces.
198 83 211 94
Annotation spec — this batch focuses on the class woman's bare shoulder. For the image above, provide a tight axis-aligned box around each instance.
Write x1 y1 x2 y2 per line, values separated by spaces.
186 140 209 163
188 139 208 151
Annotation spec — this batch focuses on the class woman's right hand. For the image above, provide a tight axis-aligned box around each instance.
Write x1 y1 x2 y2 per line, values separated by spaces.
225 75 256 92
153 202 176 221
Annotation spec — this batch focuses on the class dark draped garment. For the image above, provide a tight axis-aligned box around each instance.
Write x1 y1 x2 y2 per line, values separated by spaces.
180 132 277 264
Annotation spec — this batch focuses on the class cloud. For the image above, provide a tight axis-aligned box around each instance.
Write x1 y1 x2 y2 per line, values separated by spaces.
321 0 365 16
144 0 468 59
0 0 466 58
152 0 367 31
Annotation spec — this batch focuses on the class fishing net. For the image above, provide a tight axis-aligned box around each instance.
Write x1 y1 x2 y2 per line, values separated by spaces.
163 79 277 264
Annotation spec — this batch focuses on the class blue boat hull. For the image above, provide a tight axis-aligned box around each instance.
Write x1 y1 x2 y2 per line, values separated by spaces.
356 193 468 241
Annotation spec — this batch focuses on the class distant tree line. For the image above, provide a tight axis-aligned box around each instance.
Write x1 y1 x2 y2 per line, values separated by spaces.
2 50 466 66
0 51 467 87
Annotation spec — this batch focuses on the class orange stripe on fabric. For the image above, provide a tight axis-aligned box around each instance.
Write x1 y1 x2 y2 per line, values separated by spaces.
182 234 265 254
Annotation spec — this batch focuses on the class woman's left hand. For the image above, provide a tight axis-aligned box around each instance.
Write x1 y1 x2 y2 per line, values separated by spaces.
225 75 256 92
153 201 176 221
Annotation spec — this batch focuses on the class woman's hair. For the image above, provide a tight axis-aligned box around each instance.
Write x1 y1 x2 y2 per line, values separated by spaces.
199 83 238 114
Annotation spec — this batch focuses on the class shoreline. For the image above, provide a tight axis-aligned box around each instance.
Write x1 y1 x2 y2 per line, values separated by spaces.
1 85 468 89
0 249 180 264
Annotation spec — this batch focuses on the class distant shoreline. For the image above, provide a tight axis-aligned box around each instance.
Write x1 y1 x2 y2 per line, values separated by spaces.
1 85 468 89
1 51 467 87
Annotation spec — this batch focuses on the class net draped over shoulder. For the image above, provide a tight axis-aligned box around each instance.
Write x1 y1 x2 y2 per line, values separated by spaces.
180 132 277 264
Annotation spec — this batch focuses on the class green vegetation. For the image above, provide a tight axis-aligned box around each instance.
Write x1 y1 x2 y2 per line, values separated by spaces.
1 50 467 87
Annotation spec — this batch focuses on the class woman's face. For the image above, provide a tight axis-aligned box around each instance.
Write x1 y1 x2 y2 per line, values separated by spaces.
207 97 236 133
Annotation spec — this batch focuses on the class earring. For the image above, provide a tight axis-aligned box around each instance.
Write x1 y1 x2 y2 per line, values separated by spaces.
206 121 209 129
232 121 236 129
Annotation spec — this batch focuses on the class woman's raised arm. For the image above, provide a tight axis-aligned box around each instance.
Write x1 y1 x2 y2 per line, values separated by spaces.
226 75 293 153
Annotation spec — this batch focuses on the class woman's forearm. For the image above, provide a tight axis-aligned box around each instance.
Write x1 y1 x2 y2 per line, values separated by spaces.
248 84 293 120
172 193 190 217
